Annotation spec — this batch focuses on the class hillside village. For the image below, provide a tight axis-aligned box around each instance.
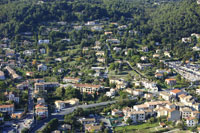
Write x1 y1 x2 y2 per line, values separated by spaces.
0 0 200 132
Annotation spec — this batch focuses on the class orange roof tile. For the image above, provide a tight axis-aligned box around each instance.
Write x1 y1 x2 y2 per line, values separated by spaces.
171 89 181 94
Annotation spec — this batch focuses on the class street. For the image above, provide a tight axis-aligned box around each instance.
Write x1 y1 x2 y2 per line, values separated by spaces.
30 101 116 132
2 87 34 133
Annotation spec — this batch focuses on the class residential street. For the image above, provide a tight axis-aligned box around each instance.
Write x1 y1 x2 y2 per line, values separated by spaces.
30 101 116 132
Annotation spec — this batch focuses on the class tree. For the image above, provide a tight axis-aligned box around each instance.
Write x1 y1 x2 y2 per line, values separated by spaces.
42 118 59 132
21 128 29 133
126 118 132 125
55 87 65 98
64 86 81 100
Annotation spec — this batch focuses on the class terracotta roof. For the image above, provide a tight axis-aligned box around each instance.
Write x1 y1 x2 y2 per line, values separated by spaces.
178 94 186 98
165 78 176 81
0 104 14 108
74 84 101 88
171 89 181 94
186 117 196 120
129 111 145 115
134 104 148 108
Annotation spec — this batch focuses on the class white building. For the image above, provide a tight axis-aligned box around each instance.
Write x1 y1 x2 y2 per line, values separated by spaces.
37 64 47 71
106 88 116 97
186 117 197 127
38 40 50 45
0 71 5 80
0 104 14 114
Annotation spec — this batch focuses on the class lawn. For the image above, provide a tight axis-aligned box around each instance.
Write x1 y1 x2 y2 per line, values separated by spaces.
114 122 159 132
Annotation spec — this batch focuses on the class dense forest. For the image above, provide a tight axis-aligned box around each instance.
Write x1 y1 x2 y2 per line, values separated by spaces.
0 0 199 43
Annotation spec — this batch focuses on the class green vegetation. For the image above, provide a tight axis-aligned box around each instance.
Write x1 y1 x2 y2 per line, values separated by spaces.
114 122 159 132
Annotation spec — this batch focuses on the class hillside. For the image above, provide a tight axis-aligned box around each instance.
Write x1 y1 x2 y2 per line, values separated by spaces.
0 0 199 42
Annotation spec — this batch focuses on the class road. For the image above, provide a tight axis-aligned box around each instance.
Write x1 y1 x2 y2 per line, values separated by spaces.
125 60 148 79
17 87 34 132
30 101 116 132
2 87 35 133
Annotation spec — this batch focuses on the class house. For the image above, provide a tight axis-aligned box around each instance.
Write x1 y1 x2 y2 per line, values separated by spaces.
38 40 50 45
122 107 132 116
55 101 65 110
79 118 96 125
142 81 159 93
193 45 200 51
91 26 103 31
4 92 19 103
52 130 61 133
92 45 101 50
124 111 145 123
97 58 105 63
106 39 120 44
155 73 163 79
141 56 148 61
104 32 112 35
155 106 168 118
159 91 171 101
58 124 71 131
134 101 170 111
82 47 89 52
74 26 82 30
5 66 21 80
118 25 127 30
112 109 123 116
109 78 127 89
35 104 48 118
125 89 143 96
55 98 79 110
38 64 47 71
34 82 59 91
186 117 197 127
113 47 121 53
11 111 24 119
63 77 81 84
197 0 200 5
137 63 152 70
37 98 45 104
106 88 116 97
164 51 171 58
0 104 14 114
85 124 102 132
40 48 46 54
170 89 183 97
167 109 180 121
144 93 153 100
191 33 200 39
153 54 160 58
0 71 5 80
0 44 8 48
133 104 149 111
17 82 30 90
142 47 149 52
180 107 193 119
23 50 34 56
73 84 103 94
65 98 79 106
96 51 105 56
6 49 15 57
165 78 176 86
182 37 191 43
26 72 34 77
179 95 193 105
85 21 96 26
156 69 170 74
